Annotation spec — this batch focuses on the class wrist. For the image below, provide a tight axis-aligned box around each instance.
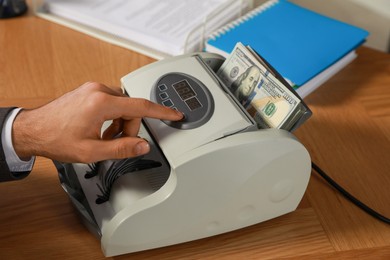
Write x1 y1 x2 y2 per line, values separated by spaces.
12 109 41 159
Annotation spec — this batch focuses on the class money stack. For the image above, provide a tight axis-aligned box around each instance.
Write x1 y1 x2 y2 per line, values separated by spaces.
217 42 312 131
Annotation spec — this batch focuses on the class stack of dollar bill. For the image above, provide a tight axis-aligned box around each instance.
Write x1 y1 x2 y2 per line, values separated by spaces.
217 42 312 131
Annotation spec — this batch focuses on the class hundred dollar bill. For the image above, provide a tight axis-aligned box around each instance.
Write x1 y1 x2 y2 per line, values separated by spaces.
246 45 312 131
217 42 311 131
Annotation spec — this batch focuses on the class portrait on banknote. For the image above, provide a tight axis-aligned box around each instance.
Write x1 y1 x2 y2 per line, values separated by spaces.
230 65 261 108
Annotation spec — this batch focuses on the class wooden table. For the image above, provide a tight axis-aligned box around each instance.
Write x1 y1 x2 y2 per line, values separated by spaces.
1 5 389 260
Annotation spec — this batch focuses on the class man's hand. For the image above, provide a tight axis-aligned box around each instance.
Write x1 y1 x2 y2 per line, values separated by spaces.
12 82 183 163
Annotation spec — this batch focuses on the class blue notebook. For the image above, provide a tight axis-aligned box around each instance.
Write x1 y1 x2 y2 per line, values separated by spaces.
205 0 369 87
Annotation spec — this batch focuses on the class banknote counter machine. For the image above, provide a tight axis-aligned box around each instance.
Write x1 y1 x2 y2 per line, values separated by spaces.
55 53 311 257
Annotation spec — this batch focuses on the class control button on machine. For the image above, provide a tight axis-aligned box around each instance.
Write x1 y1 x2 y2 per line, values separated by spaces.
162 99 174 107
158 84 168 91
159 92 169 99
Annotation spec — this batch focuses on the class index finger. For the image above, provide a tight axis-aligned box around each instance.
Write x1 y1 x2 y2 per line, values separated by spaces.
110 96 184 121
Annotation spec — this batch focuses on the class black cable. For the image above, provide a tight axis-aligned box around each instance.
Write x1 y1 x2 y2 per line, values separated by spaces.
311 161 390 225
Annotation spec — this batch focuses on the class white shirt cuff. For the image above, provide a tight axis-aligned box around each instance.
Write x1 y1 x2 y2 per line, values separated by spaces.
1 108 35 172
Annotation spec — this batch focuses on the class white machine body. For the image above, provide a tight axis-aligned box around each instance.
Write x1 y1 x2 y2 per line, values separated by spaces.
57 53 311 257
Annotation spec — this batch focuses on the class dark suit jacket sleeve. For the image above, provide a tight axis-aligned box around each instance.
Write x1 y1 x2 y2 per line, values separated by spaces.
0 107 31 182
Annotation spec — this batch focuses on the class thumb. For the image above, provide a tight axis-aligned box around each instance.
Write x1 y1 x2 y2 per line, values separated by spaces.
90 137 150 162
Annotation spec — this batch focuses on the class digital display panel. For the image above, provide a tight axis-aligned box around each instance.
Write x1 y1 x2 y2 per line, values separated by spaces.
172 80 196 101
153 72 214 129
185 97 202 111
